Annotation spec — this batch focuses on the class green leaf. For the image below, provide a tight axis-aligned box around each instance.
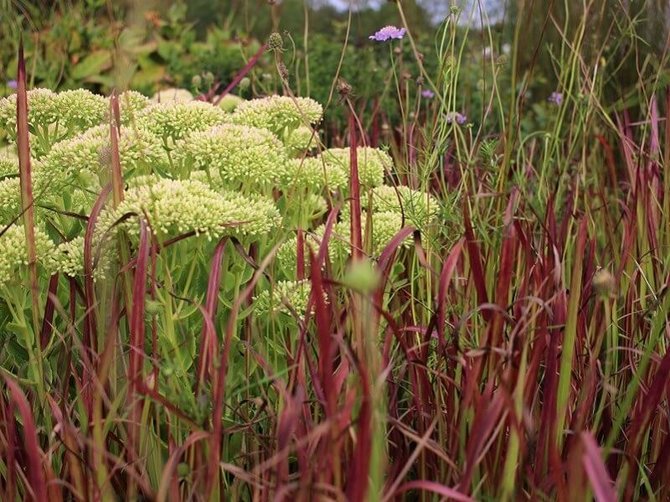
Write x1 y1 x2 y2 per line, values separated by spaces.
71 50 112 80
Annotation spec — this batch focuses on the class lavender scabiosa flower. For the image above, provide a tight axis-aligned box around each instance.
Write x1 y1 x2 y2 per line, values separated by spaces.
548 92 564 106
446 112 467 125
369 25 406 42
421 89 435 99
7 80 17 90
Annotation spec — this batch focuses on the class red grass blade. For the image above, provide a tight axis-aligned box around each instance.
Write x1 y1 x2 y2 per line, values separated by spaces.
436 238 465 351
3 376 49 502
16 39 41 333
393 480 474 501
127 218 151 486
195 237 228 394
347 104 362 261
581 432 617 502
213 43 267 105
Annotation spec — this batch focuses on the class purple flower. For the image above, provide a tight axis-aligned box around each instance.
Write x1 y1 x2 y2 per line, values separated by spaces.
548 91 563 106
421 89 435 99
446 112 467 125
369 25 406 42
7 80 17 89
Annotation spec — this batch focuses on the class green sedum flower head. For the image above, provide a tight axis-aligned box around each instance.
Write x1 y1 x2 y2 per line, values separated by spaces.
0 225 56 285
173 124 289 190
55 89 108 130
151 88 194 104
51 237 85 278
218 94 244 113
283 125 319 158
282 157 347 192
0 89 108 157
320 147 390 189
0 148 18 177
0 177 21 225
138 101 229 142
40 125 167 192
370 185 438 228
254 280 312 316
0 89 59 133
232 96 323 136
96 176 281 242
117 90 151 122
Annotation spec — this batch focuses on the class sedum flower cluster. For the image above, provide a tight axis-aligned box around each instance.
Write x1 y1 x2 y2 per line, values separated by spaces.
173 124 289 191
0 89 109 156
0 87 434 325
254 280 312 316
231 96 323 136
277 210 413 275
0 225 55 285
95 176 281 242
320 147 389 189
284 126 319 158
369 185 439 228
40 125 166 192
137 101 229 142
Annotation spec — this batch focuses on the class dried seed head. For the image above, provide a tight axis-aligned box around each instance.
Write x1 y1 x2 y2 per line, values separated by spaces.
592 268 616 298
337 78 352 98
278 62 289 81
267 32 284 52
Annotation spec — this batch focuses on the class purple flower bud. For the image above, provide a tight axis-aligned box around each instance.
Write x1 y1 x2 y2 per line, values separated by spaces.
548 91 563 106
369 25 407 42
446 112 467 125
421 89 435 99
7 80 18 89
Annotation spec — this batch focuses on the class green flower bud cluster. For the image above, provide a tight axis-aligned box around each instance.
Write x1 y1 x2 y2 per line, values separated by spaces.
151 88 194 104
0 89 59 133
277 210 410 277
54 89 108 130
0 177 21 224
51 237 85 278
39 125 167 192
0 89 108 149
138 101 229 142
0 148 18 177
96 176 281 242
320 147 390 189
282 157 348 192
283 125 319 157
173 124 289 190
0 224 56 285
254 280 312 316
117 91 151 122
218 94 244 113
369 185 438 228
232 96 323 136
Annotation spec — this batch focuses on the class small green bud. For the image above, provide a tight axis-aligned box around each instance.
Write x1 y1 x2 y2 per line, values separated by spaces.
177 463 190 477
239 77 251 90
191 74 202 88
341 259 380 294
